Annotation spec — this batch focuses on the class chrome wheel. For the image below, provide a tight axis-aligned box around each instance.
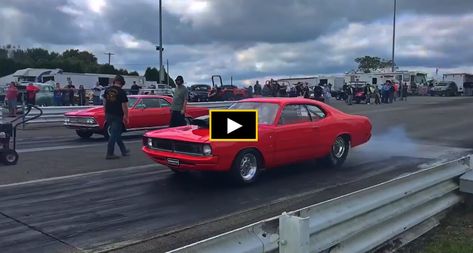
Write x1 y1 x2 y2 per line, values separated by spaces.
332 137 346 159
239 153 257 181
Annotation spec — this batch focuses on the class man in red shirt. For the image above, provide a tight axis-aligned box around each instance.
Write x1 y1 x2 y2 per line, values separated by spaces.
6 82 18 117
26 83 40 105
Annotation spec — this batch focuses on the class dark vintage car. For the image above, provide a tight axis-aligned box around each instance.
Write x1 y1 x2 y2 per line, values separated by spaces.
189 84 211 102
430 81 459 96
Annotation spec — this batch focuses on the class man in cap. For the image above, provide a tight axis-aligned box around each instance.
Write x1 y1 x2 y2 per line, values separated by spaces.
103 75 129 160
170 75 188 127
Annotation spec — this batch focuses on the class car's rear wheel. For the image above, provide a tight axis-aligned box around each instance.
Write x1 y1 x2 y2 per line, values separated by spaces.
230 150 261 184
324 135 349 168
76 130 93 139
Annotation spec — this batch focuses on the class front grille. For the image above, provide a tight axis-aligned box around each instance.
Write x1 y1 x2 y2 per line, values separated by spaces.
149 138 203 156
68 117 90 124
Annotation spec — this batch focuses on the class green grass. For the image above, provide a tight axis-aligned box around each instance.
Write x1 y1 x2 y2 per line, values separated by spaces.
398 205 473 253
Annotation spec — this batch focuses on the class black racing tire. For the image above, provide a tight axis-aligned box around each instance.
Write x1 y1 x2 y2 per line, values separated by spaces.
76 130 93 139
230 149 262 185
323 135 350 168
1 149 19 165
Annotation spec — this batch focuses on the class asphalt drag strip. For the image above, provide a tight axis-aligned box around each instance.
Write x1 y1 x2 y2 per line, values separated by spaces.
0 141 469 253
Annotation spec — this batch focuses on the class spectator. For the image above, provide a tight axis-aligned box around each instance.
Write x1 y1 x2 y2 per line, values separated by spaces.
254 81 262 96
62 86 71 106
6 82 18 117
247 85 253 98
262 82 272 97
323 85 332 104
92 82 103 105
346 84 354 105
374 86 381 105
364 84 372 104
130 81 141 95
103 75 129 160
53 83 63 106
314 84 323 100
26 83 39 105
67 83 76 105
169 76 188 127
303 83 311 99
78 85 87 106
401 82 408 101
389 83 395 103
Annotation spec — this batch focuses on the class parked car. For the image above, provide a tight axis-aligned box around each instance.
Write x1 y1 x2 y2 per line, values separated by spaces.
430 81 459 96
139 84 174 97
64 95 209 139
208 75 248 101
189 84 211 102
142 97 372 184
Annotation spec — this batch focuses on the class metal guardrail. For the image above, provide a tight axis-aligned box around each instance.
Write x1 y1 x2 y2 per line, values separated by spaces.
0 101 233 124
169 155 473 253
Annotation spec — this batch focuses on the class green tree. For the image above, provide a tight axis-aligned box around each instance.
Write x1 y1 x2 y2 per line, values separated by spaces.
355 56 393 73
129 71 139 76
144 67 175 86
0 46 141 78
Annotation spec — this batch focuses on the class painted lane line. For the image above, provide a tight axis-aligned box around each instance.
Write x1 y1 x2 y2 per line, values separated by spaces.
0 164 171 189
16 140 143 153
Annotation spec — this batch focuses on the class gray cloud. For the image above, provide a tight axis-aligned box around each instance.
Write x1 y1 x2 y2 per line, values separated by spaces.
1 0 473 84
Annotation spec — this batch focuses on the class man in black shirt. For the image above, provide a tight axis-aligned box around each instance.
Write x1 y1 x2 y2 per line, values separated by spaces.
103 75 129 160
130 81 141 95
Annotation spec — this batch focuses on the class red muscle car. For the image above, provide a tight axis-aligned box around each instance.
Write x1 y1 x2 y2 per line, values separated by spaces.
64 95 208 139
142 97 372 184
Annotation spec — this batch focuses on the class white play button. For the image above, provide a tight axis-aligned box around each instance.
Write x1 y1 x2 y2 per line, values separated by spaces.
227 118 243 134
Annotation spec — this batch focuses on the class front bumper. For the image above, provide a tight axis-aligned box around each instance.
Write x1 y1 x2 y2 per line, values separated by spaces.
142 146 224 171
64 123 100 129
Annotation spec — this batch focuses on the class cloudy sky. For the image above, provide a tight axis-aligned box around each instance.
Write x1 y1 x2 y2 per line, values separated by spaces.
1 0 473 84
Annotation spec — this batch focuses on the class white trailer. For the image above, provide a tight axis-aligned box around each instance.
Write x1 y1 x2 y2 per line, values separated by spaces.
318 75 345 91
1 68 146 89
442 73 473 93
277 77 319 88
45 72 145 89
346 71 427 87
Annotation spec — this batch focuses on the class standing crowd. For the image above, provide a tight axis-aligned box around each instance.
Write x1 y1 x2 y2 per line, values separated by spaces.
342 80 409 106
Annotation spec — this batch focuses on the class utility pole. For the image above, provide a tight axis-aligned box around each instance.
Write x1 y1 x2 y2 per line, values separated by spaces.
158 0 164 84
391 0 397 72
104 52 114 65
166 59 170 87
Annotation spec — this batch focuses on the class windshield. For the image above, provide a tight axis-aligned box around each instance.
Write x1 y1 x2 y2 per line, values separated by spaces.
229 102 280 125
128 97 138 107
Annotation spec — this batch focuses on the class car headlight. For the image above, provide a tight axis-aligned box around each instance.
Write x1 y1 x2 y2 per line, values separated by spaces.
202 144 212 156
64 117 71 123
148 138 153 148
86 118 96 124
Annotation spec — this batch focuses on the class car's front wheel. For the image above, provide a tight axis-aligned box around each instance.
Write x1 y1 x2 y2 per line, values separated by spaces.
230 150 261 184
76 130 93 139
324 136 349 168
